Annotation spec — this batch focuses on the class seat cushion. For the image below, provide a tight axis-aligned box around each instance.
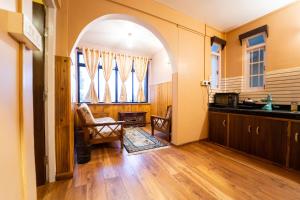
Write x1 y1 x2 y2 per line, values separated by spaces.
78 103 96 124
92 117 121 138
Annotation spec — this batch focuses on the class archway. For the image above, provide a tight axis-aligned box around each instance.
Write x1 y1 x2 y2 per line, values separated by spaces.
70 14 176 141
70 14 176 73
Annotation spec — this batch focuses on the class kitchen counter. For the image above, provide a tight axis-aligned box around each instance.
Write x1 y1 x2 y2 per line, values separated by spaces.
209 106 300 120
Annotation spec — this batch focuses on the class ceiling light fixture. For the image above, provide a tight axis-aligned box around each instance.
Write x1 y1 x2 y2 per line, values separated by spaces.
126 32 133 48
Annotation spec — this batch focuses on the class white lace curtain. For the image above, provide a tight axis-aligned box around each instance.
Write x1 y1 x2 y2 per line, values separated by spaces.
82 48 148 103
134 57 149 102
116 54 133 102
101 51 115 103
82 48 101 103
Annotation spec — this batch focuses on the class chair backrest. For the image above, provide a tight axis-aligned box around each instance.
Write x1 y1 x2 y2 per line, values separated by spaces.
77 103 96 125
165 105 172 119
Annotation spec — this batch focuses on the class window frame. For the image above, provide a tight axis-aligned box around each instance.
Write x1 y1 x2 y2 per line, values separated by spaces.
211 43 222 89
243 33 266 91
76 50 149 104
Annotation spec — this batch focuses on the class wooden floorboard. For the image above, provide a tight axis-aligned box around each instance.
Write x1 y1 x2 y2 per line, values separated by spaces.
38 131 300 200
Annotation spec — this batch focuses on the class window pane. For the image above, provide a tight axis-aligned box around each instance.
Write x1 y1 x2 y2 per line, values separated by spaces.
109 70 116 102
211 43 220 53
259 63 264 74
251 63 259 75
251 76 259 87
253 50 259 62
79 67 90 102
94 69 98 100
260 48 264 61
78 53 85 64
133 72 139 102
98 69 105 102
248 34 265 47
250 51 254 63
211 54 219 88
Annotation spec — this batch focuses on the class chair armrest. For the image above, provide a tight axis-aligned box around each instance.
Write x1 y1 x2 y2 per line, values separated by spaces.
83 121 125 128
151 115 169 121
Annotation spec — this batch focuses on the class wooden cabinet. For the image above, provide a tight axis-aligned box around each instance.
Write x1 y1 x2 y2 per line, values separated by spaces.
229 114 253 153
209 112 228 146
118 112 146 127
211 112 290 166
257 118 288 165
290 122 300 170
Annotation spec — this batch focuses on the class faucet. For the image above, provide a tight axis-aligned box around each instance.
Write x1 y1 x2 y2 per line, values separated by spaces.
262 94 272 111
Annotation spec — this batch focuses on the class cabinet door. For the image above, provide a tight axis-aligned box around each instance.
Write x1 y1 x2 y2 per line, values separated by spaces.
209 112 227 146
249 118 265 158
253 117 288 165
290 122 300 170
229 114 253 153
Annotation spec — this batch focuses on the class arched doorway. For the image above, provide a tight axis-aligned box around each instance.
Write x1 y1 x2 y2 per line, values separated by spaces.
71 14 176 73
70 14 174 138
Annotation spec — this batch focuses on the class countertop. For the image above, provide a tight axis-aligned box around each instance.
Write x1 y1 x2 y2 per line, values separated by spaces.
209 106 300 120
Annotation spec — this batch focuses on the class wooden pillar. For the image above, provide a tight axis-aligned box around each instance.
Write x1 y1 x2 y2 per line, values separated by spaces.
55 56 74 180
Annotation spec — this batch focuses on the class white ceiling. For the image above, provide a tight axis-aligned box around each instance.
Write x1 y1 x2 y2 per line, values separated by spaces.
155 0 297 31
78 19 164 57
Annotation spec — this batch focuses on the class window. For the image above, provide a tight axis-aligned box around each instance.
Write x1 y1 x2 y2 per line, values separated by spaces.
77 51 148 103
245 34 265 89
211 43 221 89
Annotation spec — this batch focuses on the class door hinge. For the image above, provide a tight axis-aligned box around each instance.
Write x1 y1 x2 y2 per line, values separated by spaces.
44 155 49 166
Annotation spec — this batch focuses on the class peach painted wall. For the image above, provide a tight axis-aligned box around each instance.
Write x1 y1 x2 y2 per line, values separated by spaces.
0 5 23 200
0 0 37 199
150 49 172 85
226 1 300 78
55 0 224 145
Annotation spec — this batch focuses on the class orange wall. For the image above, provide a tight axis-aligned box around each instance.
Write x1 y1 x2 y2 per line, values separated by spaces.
55 0 225 145
150 49 172 85
0 0 37 199
226 2 300 78
0 9 23 200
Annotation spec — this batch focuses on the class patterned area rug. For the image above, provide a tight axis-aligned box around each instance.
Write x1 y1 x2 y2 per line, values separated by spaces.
124 127 169 155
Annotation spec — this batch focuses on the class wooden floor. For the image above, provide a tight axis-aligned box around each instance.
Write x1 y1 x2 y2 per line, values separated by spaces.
38 133 300 200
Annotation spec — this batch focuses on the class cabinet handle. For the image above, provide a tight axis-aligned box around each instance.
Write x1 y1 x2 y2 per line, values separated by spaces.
295 132 299 143
248 125 251 133
256 126 260 135
222 120 226 127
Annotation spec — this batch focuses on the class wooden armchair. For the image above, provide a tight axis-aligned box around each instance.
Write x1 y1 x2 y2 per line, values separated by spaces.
151 105 172 142
77 103 125 149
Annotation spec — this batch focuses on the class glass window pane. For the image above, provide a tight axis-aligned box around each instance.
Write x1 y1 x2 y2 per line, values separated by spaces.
109 70 116 102
251 63 259 75
260 48 264 61
251 76 259 87
250 51 254 63
211 54 219 88
98 69 105 102
248 34 265 47
253 50 259 62
259 63 264 74
79 67 90 102
125 74 133 102
133 72 139 102
78 53 85 64
211 43 220 53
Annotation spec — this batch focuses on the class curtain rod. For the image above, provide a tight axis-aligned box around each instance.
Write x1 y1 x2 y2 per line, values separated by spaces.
76 47 152 60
